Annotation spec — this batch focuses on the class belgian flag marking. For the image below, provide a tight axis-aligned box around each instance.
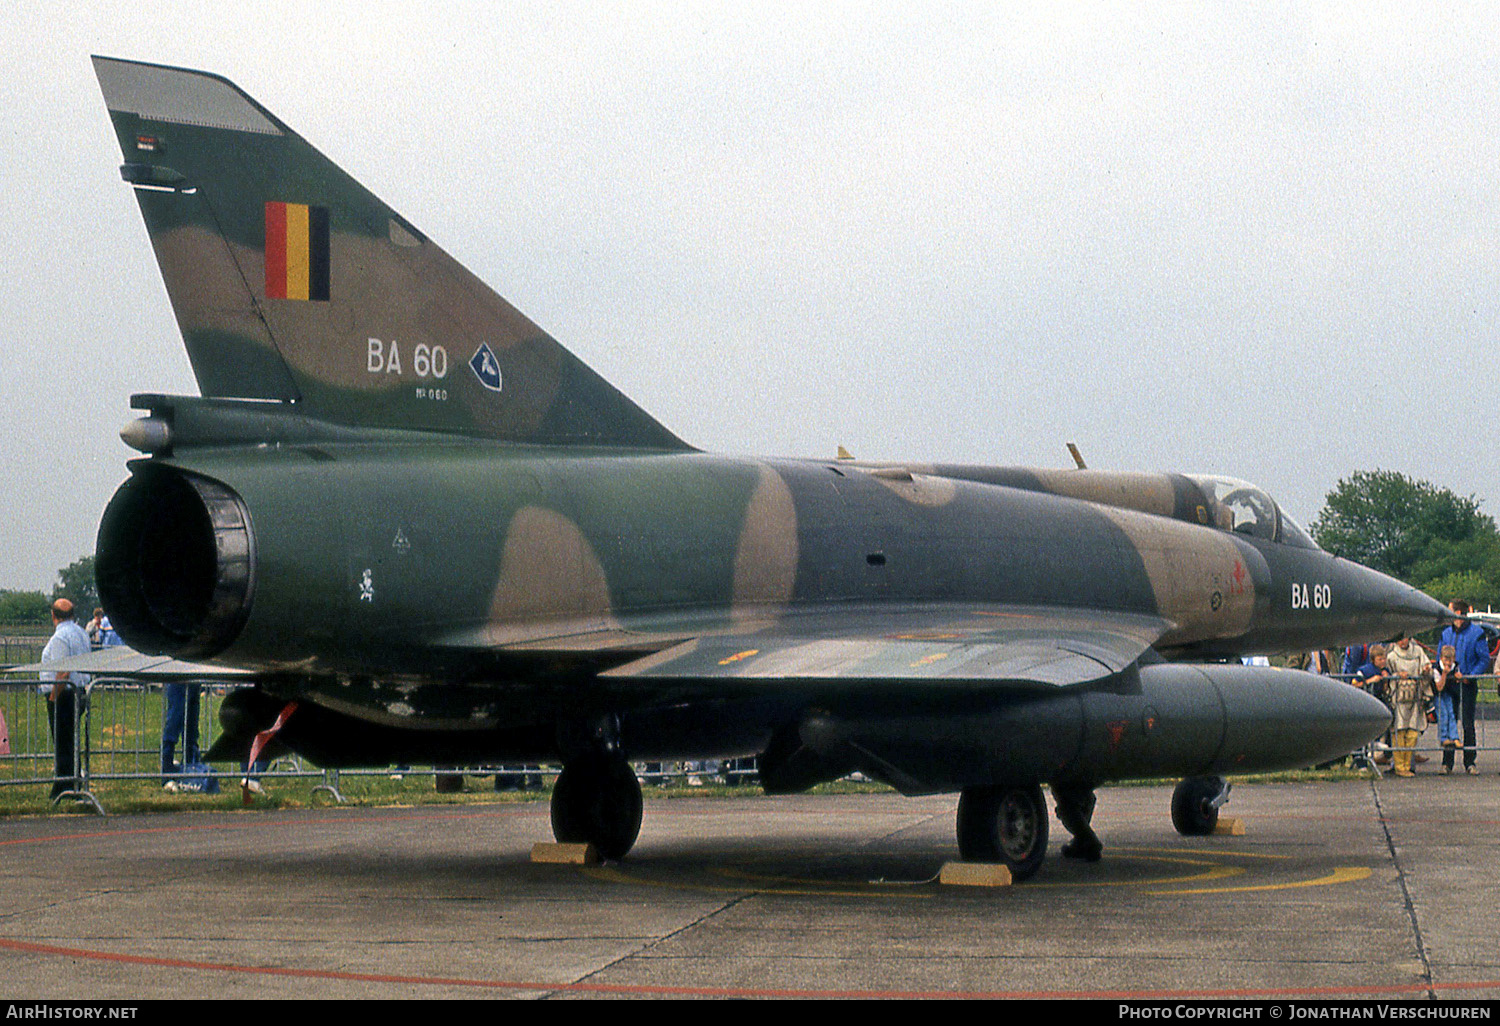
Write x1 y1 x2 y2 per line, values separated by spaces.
265 202 330 301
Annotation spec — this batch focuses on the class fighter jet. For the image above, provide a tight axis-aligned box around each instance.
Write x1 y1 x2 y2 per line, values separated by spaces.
80 57 1448 879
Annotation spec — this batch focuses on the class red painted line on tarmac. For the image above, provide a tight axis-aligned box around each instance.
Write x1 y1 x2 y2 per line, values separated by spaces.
8 803 1498 998
0 937 1497 999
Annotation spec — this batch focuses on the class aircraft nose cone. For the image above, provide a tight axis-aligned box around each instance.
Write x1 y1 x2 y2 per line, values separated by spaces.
1381 581 1455 636
1287 671 1391 763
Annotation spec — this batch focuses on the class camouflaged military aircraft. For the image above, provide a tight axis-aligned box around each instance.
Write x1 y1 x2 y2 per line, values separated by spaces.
78 56 1451 879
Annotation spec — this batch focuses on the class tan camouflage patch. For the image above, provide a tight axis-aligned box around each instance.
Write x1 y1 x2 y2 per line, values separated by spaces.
486 506 621 644
149 223 284 347
731 463 799 627
1095 506 1258 646
863 468 960 507
1030 470 1176 518
151 224 260 317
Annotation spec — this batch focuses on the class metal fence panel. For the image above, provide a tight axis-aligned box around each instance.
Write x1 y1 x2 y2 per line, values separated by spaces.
2 669 1492 810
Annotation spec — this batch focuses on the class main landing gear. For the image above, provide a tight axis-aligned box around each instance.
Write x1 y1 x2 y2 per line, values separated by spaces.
956 783 1049 881
550 750 643 860
956 781 1103 880
956 777 1233 879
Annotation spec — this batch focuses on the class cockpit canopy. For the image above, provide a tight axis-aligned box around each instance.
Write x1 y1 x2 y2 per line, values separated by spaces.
1186 475 1318 550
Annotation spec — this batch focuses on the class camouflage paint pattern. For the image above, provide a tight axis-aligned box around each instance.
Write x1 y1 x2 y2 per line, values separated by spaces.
102 436 1438 677
97 57 685 449
89 58 1444 797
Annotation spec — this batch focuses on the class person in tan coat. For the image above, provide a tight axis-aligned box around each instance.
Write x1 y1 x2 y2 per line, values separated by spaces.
1386 635 1433 776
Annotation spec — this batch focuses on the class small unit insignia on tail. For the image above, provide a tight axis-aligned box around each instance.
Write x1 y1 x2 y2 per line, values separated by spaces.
470 344 503 393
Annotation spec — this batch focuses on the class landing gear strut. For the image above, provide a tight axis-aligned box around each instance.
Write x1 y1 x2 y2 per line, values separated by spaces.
956 783 1049 881
550 750 643 860
1171 775 1229 836
1052 781 1103 862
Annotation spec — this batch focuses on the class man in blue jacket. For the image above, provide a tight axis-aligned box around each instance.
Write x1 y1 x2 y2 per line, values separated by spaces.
1439 601 1490 775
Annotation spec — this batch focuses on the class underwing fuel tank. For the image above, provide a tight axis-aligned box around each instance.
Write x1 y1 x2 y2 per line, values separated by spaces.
1070 663 1391 779
767 663 1391 794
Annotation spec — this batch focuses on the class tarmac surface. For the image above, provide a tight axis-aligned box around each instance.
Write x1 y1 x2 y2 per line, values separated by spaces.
2 774 1498 1000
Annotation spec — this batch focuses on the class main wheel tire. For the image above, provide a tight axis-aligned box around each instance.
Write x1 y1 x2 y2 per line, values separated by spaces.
1171 775 1224 836
551 752 644 860
956 783 1049 881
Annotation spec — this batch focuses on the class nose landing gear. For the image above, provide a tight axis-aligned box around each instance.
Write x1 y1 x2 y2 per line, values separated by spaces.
1171 775 1229 836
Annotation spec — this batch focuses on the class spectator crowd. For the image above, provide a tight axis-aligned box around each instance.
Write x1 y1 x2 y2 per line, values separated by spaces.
1299 600 1497 776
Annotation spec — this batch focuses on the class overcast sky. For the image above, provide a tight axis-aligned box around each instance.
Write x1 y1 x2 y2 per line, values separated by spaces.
2 3 1498 592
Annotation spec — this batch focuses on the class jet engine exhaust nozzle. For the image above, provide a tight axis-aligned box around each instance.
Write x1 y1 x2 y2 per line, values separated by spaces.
95 465 255 659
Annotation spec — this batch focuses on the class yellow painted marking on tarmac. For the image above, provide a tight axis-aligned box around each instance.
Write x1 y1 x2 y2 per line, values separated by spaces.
1115 846 1292 861
910 652 950 668
581 864 930 899
581 847 1360 900
717 649 759 666
1145 865 1371 896
1025 854 1246 889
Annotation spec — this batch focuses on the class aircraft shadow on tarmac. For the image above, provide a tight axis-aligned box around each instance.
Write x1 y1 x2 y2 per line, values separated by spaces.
147 833 1347 901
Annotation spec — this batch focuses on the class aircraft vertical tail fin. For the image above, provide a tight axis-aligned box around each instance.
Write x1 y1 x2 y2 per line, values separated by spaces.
93 56 687 449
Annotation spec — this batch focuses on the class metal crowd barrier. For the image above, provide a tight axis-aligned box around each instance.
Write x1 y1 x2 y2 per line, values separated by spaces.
0 636 45 668
0 676 267 812
0 674 761 813
5 665 1489 812
1331 672 1498 775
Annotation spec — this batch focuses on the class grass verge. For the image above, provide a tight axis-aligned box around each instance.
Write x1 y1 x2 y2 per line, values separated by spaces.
0 763 1381 819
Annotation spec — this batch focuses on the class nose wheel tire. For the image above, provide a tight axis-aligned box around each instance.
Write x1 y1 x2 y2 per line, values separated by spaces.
550 752 643 860
1171 775 1226 836
956 783 1049 881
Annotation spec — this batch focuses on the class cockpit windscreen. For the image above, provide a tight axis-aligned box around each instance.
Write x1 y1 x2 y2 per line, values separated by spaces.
1187 475 1320 550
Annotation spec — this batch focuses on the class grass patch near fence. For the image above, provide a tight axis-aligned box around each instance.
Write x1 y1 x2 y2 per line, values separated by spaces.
0 768 900 818
0 761 1383 819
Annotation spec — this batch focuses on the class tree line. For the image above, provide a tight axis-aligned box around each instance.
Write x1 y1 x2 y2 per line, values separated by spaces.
1309 470 1500 612
0 555 96 628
